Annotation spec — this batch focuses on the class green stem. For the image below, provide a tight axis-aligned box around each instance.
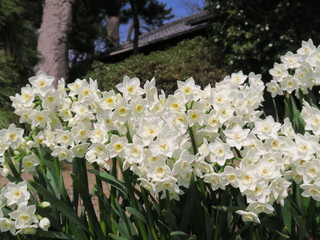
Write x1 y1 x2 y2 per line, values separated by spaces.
93 163 107 236
188 126 198 155
272 98 279 123
123 170 148 240
110 158 118 235
142 188 159 240
306 198 316 236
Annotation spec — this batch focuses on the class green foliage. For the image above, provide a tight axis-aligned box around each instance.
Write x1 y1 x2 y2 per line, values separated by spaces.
85 37 225 93
207 0 320 76
0 108 19 129
0 0 42 127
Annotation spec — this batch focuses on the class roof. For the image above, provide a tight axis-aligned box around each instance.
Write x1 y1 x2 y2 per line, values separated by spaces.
106 11 211 57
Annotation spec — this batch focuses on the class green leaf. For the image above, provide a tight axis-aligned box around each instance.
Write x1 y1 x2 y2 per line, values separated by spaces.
28 180 88 232
162 210 178 230
126 207 147 224
212 205 242 213
179 177 196 231
71 174 105 240
170 231 188 236
109 233 128 240
35 230 76 240
281 200 292 234
290 206 307 240
88 169 128 199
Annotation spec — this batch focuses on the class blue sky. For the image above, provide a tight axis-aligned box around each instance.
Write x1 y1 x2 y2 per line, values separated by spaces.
119 0 206 43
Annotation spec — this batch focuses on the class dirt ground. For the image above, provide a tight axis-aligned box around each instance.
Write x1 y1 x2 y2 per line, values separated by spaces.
0 162 113 216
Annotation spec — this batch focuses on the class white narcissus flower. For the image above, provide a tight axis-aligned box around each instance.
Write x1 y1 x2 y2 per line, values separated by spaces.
203 172 226 191
301 178 320 201
252 116 281 140
223 124 250 150
22 154 39 173
71 143 90 158
29 110 51 128
0 216 15 234
105 135 128 158
247 202 274 214
2 181 30 207
41 89 61 111
208 138 234 166
266 80 283 98
39 217 50 231
9 205 38 229
149 131 177 158
116 76 144 100
28 71 54 96
176 77 201 101
3 124 25 148
236 210 260 224
281 51 300 69
172 149 195 178
269 63 288 82
51 146 74 162
280 75 299 94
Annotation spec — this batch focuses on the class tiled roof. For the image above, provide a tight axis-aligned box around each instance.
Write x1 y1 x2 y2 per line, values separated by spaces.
108 11 210 56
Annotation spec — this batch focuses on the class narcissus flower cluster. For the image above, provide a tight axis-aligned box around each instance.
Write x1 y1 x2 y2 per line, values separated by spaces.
1 39 320 232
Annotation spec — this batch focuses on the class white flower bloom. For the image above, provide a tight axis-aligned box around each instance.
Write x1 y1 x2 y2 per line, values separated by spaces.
297 39 315 59
116 76 144 100
85 142 109 168
301 179 320 201
0 217 15 234
266 80 283 98
208 138 234 166
22 154 39 173
2 181 30 207
9 205 38 229
28 71 54 96
280 75 299 94
29 110 51 128
55 129 74 147
39 217 50 231
296 158 320 184
186 109 204 127
247 202 274 214
41 89 61 110
204 172 225 191
236 210 260 224
176 77 200 101
224 124 250 150
269 177 291 203
51 146 74 162
281 51 300 69
252 116 281 140
172 150 195 178
100 89 117 110
280 118 296 138
3 124 24 148
71 143 90 158
105 135 128 158
269 63 288 82
149 131 177 158
144 78 158 101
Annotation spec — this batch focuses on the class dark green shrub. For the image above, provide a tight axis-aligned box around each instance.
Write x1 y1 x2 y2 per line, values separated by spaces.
85 36 226 93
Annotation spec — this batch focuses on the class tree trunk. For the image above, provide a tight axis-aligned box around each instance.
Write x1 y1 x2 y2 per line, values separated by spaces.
106 16 120 48
35 0 75 87
129 0 139 55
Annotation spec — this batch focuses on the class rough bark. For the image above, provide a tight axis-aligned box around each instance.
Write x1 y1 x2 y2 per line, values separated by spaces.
35 0 75 87
129 0 139 55
106 16 120 48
